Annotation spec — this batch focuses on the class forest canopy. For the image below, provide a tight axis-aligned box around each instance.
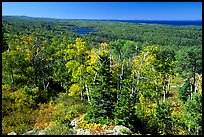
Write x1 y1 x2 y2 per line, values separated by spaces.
2 16 202 135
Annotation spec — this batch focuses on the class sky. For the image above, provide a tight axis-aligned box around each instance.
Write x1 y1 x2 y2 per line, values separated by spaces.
2 2 202 20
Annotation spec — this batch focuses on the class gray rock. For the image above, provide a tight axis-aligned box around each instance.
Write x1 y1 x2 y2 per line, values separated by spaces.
70 118 82 127
38 130 46 135
103 129 114 135
102 125 108 129
113 125 133 135
25 129 38 135
8 132 17 135
76 128 91 135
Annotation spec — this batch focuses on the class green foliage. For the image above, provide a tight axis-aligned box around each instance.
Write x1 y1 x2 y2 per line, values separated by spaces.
176 46 202 79
113 87 135 129
2 86 39 135
2 16 202 135
155 101 173 135
46 123 74 135
33 103 55 129
51 93 87 125
178 79 191 102
183 92 202 135
84 53 116 125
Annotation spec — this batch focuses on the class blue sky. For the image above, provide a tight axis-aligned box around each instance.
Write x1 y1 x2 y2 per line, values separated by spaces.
2 2 202 20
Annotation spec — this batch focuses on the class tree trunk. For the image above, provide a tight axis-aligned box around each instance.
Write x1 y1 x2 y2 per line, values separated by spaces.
117 75 119 102
93 72 97 85
167 78 170 96
131 75 136 105
119 64 124 92
66 86 68 95
43 79 46 92
80 75 83 101
110 52 112 72
35 68 38 86
10 70 14 84
80 90 84 101
163 74 167 101
85 84 91 104
33 59 38 86
118 64 124 103
193 73 196 93
195 82 198 93
154 80 158 94
190 81 193 100
188 125 190 133
45 80 49 91
163 84 166 101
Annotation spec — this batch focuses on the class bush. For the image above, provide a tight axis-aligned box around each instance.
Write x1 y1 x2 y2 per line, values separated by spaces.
46 123 74 135
156 101 173 135
33 103 56 129
51 93 87 125
179 79 192 102
2 86 39 135
113 87 135 130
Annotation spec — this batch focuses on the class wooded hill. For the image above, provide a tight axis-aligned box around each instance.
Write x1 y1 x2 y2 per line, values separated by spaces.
2 16 202 135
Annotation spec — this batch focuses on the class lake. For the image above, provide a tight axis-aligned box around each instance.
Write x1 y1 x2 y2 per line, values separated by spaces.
111 20 202 26
76 28 96 34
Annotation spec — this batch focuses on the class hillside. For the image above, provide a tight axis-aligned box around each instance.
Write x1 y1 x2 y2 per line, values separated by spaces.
2 16 202 135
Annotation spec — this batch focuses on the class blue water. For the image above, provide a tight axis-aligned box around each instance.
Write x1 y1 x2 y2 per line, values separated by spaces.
76 28 96 34
103 20 202 26
114 20 202 26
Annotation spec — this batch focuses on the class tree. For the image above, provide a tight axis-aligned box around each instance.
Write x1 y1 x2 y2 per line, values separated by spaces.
176 46 202 97
179 79 191 102
156 101 173 135
113 84 135 130
84 43 116 124
183 92 202 135
154 48 176 101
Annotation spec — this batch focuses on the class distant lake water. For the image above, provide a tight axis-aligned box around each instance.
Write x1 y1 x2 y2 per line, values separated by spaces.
108 20 202 26
76 28 96 34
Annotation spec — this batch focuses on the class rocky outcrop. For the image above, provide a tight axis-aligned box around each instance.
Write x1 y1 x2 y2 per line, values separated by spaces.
75 128 91 135
9 117 135 135
7 132 17 135
113 125 133 135
70 118 82 128
70 119 133 135
21 126 51 135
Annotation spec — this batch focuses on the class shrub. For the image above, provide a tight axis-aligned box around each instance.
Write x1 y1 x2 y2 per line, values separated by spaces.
113 87 135 130
51 93 87 125
2 87 39 135
46 123 74 135
33 103 56 129
179 79 191 102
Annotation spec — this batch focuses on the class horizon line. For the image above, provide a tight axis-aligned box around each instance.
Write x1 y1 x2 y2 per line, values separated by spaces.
2 15 202 21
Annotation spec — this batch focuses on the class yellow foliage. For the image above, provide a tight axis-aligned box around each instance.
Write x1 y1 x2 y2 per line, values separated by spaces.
65 60 79 71
68 83 80 96
16 46 23 52
100 42 108 50
2 84 12 92
75 38 86 54
25 52 32 61
78 119 103 130
34 104 55 129
87 49 98 65
86 66 96 75
99 42 109 55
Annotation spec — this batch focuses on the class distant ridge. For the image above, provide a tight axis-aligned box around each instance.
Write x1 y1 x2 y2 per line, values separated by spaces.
3 15 202 26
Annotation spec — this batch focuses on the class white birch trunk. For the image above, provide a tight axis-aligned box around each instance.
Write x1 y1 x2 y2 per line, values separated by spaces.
85 84 90 104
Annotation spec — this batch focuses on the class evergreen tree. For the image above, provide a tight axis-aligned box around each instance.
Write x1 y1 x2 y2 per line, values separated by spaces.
156 101 173 135
84 53 116 124
179 79 191 102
